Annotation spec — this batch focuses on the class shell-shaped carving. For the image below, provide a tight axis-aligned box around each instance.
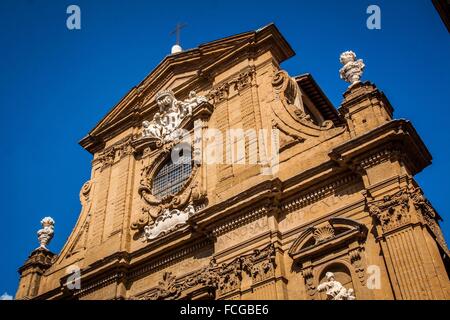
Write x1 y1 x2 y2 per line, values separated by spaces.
313 225 335 244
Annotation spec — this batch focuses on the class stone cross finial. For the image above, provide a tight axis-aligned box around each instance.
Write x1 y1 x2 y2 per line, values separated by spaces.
339 51 365 87
37 217 55 250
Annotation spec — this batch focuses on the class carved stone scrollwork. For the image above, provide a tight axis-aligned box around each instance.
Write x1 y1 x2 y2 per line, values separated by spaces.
79 180 92 206
131 150 206 236
143 205 195 241
217 259 242 296
207 67 256 105
241 244 276 283
302 267 316 297
131 244 277 300
410 188 449 253
367 189 411 233
349 249 365 285
270 70 342 151
140 271 179 300
208 83 230 105
130 89 212 241
97 136 135 170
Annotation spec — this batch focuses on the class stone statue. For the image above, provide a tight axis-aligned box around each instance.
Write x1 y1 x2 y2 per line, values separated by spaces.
142 112 166 139
178 91 208 117
317 272 356 300
37 217 55 250
339 51 365 87
141 90 207 142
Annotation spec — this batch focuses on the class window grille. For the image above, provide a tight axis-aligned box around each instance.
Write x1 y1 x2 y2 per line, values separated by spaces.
152 152 192 199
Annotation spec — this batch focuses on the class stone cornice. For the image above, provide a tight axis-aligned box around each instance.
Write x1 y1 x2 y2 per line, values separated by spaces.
329 119 432 175
79 24 294 154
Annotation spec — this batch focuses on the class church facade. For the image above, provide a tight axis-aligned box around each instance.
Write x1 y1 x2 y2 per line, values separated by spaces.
16 24 449 300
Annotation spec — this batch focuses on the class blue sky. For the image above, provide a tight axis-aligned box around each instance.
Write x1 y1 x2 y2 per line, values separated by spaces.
0 0 449 298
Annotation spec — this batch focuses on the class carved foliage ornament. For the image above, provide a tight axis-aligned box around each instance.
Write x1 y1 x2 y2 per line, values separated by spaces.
131 146 205 236
367 189 412 233
97 136 135 170
208 67 256 104
133 244 276 300
411 188 448 252
368 187 448 254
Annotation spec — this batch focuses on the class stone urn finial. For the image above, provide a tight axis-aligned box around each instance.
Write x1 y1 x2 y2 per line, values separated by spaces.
339 50 365 87
37 217 55 250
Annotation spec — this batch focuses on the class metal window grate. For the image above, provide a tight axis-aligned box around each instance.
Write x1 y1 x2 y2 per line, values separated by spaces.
152 155 192 199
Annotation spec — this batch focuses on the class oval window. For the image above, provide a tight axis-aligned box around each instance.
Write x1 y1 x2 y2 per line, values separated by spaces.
152 144 192 199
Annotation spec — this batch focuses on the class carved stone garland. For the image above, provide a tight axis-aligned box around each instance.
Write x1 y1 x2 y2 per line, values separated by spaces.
132 244 277 300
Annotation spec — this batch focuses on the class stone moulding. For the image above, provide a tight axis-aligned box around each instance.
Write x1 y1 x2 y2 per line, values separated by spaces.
281 174 360 213
366 185 449 254
288 217 368 299
329 119 432 176
130 243 277 300
207 66 256 104
288 217 367 261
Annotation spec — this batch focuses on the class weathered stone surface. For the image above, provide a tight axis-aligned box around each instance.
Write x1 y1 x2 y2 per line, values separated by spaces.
16 24 449 300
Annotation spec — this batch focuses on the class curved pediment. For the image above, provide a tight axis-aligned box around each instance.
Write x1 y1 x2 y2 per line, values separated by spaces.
288 218 367 261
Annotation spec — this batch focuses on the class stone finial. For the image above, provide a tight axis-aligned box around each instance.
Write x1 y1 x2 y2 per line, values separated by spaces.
339 51 365 87
37 217 55 250
317 272 356 300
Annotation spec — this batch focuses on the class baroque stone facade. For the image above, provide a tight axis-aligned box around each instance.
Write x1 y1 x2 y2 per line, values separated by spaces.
16 24 449 300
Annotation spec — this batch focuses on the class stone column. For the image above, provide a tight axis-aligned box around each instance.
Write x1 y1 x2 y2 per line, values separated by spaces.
16 248 56 299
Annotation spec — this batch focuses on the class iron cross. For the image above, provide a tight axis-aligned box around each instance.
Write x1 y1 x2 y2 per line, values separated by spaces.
170 22 187 46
